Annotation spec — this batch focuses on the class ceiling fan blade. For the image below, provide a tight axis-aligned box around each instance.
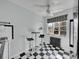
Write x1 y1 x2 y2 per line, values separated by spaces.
35 4 47 8
51 0 60 5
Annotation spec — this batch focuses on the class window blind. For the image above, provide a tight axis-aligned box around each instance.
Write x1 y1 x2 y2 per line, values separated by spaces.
47 15 67 23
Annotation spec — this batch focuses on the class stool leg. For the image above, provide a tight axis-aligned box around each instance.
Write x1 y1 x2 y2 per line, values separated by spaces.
41 38 42 47
29 41 32 51
41 38 43 48
29 41 32 56
30 41 31 49
30 41 32 51
28 42 30 51
35 34 37 50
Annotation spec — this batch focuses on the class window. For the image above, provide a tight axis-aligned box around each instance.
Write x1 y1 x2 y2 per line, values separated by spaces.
60 21 66 35
47 21 66 36
47 15 67 36
47 23 53 34
54 22 59 34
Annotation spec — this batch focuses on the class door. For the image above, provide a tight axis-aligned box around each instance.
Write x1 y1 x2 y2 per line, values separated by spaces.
0 25 12 59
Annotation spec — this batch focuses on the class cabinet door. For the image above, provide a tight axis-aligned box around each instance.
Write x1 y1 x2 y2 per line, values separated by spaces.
50 37 61 47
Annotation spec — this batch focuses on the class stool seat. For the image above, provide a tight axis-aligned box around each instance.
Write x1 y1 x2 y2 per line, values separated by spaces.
27 38 34 41
31 32 40 34
39 34 45 38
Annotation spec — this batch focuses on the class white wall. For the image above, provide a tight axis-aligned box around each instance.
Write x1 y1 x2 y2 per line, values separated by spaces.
0 0 41 58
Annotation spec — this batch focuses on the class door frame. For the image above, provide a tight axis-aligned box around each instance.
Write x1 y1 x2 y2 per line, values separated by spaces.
4 25 14 39
77 16 79 59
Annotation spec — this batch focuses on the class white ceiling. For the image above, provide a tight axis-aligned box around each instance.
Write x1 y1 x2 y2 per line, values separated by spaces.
8 0 77 16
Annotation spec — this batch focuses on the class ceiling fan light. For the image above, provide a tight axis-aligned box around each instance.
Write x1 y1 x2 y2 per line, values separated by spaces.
47 11 54 15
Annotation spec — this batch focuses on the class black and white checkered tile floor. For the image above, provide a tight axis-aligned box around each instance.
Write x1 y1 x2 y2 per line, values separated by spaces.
12 43 70 59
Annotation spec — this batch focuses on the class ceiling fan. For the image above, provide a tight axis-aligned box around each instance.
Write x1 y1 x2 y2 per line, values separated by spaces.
35 0 54 18
35 0 50 13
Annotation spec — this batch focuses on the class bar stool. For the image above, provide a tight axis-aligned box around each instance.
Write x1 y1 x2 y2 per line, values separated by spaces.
31 32 40 50
70 51 75 59
39 34 45 48
27 38 34 56
27 38 34 51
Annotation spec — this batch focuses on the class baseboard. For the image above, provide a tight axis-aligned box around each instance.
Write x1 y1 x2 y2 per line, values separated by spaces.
10 49 28 59
10 45 41 59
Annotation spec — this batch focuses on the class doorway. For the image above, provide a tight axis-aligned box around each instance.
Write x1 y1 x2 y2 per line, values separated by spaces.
0 25 12 59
